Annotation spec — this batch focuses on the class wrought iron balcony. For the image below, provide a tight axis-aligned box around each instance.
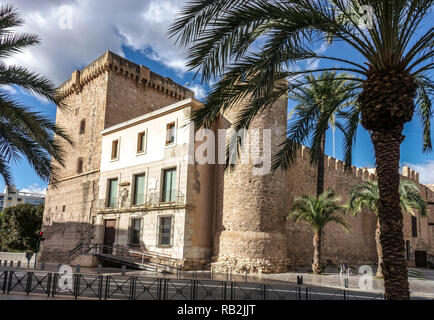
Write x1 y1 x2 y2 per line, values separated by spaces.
96 190 185 212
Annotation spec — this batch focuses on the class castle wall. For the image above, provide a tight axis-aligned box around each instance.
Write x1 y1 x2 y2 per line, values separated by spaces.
285 150 378 266
285 152 434 267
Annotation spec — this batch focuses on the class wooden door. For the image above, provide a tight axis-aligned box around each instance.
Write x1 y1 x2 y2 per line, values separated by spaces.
103 220 116 254
415 251 427 268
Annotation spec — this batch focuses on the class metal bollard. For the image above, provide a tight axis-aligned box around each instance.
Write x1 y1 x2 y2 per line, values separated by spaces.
344 278 349 288
41 262 46 270
121 265 126 276
297 275 303 285
76 265 80 274
17 261 21 268
9 261 13 268
3 260 7 267
97 264 102 275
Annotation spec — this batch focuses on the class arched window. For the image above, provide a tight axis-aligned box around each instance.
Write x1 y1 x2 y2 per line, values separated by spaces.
79 119 86 135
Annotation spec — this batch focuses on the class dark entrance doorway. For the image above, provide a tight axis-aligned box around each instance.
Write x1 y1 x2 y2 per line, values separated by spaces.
415 251 427 268
103 220 116 254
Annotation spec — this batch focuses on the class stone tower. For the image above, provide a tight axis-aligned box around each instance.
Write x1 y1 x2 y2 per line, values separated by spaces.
212 95 289 273
40 51 193 262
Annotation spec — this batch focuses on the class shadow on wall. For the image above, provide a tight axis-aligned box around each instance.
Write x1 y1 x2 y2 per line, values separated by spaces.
39 221 155 264
40 221 96 264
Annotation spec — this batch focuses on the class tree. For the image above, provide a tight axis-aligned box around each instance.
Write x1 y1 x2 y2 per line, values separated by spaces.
290 190 349 274
276 71 358 196
169 0 433 299
348 179 427 277
0 204 43 252
0 5 71 188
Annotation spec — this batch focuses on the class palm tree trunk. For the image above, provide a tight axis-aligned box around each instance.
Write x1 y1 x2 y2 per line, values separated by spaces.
312 229 322 274
371 128 409 300
316 133 326 197
375 219 383 278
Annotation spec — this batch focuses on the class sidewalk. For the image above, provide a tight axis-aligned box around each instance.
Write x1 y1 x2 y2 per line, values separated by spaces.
250 267 434 298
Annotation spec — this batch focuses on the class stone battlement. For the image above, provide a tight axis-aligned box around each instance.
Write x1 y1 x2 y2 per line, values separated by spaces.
57 51 193 101
298 145 422 184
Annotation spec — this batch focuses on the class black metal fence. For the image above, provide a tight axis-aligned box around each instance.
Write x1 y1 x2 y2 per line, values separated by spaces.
0 270 385 300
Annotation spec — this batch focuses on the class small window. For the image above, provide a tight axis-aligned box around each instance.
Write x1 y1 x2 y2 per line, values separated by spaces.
130 218 142 246
137 131 146 154
406 240 411 260
162 168 176 203
79 119 86 135
165 122 176 146
111 140 119 160
62 205 66 212
8 197 12 201
77 158 83 174
17 198 22 202
158 216 173 246
411 216 418 237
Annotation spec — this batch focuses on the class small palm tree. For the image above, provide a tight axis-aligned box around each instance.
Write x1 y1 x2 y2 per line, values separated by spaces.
290 190 349 274
348 179 427 277
274 71 359 196
0 5 70 187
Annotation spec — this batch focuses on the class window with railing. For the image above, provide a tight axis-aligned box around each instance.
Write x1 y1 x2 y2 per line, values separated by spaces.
162 168 176 203
107 178 118 208
133 174 146 205
158 216 173 246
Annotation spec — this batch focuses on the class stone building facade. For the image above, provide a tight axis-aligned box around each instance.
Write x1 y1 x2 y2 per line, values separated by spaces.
40 51 434 273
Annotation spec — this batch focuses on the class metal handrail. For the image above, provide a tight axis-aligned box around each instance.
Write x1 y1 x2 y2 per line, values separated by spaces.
96 190 185 211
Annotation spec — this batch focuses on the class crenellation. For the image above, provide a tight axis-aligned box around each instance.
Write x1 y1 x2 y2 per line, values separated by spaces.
362 168 370 180
327 156 336 169
335 160 344 172
57 51 192 101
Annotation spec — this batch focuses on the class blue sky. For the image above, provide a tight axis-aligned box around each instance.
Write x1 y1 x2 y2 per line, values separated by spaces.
1 0 433 193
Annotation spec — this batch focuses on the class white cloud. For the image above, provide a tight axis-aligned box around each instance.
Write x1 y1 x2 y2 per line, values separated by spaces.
2 0 189 85
189 84 207 101
20 183 47 195
403 161 434 184
1 85 17 95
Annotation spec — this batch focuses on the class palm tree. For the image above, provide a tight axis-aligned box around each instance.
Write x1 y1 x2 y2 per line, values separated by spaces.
276 71 359 196
0 5 70 188
348 179 427 278
290 190 349 274
169 0 433 299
